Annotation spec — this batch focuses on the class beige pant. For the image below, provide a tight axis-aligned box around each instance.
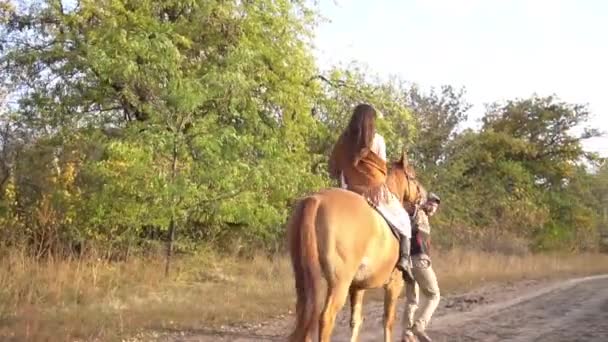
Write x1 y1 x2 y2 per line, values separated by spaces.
403 254 440 335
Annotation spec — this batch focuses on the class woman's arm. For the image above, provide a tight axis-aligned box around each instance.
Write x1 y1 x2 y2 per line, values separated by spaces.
372 133 387 161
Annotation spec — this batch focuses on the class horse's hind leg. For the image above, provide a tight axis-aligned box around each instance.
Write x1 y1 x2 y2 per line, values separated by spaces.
319 280 350 342
384 275 405 342
349 287 365 342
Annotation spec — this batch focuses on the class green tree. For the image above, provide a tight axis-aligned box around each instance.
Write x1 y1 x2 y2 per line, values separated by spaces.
433 96 603 251
406 84 471 174
482 96 601 188
435 130 546 237
1 0 326 262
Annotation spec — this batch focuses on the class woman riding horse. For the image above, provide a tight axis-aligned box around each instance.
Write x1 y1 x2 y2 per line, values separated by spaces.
328 103 415 283
287 103 423 342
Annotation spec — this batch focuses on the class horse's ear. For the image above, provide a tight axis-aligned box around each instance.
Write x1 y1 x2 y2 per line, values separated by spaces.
400 148 409 169
401 148 417 179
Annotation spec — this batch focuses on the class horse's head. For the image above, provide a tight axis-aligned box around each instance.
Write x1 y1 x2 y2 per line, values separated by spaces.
386 151 425 214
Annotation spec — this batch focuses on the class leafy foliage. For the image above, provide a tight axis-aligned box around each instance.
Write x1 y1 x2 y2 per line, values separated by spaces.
406 84 471 173
0 1 605 258
431 97 604 252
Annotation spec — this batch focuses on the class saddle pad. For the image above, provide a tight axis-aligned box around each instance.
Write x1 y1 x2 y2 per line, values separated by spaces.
367 199 402 241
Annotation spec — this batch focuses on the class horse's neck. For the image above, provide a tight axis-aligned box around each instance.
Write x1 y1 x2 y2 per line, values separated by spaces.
387 168 418 204
404 180 418 203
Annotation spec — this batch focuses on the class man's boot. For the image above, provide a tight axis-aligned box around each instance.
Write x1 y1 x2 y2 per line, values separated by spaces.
412 323 432 342
397 235 415 283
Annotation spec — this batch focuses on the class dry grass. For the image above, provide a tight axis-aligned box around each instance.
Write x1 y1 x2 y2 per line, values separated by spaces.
433 249 608 293
0 249 294 342
1 248 607 341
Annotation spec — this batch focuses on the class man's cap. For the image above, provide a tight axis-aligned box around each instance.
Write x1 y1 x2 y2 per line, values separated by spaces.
427 192 440 204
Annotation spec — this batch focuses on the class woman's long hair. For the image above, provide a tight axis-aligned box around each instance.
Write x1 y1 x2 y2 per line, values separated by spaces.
343 103 377 165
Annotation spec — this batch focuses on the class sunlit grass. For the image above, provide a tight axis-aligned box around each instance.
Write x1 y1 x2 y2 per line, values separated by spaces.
0 248 607 341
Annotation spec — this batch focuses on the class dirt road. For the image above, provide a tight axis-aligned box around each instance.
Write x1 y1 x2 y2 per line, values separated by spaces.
426 274 608 341
162 274 608 342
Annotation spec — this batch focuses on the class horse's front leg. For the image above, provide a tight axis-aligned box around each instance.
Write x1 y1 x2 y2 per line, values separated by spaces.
384 274 405 342
349 287 365 342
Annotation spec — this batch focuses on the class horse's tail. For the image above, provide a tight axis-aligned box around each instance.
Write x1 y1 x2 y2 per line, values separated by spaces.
288 196 323 342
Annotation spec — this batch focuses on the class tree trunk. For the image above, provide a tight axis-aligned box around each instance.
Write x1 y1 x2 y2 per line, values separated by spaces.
164 133 179 277
165 217 176 277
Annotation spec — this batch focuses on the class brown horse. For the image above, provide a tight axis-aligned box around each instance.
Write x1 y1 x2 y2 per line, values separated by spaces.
287 154 422 342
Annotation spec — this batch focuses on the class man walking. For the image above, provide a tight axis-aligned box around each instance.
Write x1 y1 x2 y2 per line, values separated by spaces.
403 192 441 342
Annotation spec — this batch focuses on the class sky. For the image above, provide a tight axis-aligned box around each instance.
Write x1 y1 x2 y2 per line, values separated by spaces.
312 0 608 157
